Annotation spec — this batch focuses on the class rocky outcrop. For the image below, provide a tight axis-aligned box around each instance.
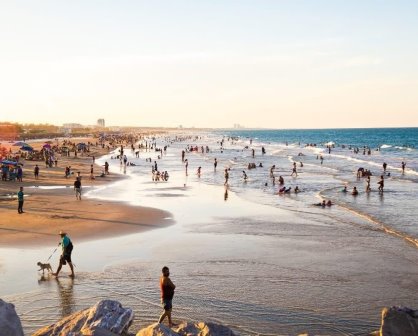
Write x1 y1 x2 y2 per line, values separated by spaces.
136 323 179 336
136 322 236 336
380 306 418 336
175 322 236 335
0 299 24 336
33 300 134 336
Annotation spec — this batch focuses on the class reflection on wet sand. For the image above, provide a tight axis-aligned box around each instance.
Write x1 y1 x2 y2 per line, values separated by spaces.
56 277 75 317
37 275 75 318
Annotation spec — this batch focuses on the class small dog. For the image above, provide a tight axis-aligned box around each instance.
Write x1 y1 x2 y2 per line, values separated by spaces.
37 262 53 274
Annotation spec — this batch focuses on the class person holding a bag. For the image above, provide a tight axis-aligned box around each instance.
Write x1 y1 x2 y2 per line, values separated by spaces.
53 231 75 278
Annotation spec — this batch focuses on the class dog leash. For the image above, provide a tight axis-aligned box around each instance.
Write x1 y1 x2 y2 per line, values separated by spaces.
47 247 58 261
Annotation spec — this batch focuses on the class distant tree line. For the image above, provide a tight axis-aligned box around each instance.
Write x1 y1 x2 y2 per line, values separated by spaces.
0 122 97 140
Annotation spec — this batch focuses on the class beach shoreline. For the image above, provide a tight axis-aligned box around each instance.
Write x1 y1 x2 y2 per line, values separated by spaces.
1 130 418 335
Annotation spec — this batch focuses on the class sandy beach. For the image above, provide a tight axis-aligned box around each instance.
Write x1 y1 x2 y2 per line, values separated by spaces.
0 137 172 247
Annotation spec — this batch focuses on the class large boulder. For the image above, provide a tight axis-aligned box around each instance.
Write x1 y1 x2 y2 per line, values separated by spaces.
136 322 236 336
175 322 236 336
33 300 134 336
136 323 180 336
0 299 24 336
380 306 418 336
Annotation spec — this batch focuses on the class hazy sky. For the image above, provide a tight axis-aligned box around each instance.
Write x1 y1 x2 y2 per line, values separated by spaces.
1 1 417 128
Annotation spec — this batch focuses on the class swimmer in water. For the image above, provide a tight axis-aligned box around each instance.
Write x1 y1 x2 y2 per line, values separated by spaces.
352 186 359 196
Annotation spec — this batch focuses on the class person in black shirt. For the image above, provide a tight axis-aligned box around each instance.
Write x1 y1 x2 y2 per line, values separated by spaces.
74 177 82 200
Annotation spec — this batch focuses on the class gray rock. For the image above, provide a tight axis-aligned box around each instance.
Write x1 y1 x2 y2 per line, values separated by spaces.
0 299 24 336
33 300 134 336
380 306 418 336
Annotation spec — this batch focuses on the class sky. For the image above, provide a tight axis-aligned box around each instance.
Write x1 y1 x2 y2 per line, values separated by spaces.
0 1 417 129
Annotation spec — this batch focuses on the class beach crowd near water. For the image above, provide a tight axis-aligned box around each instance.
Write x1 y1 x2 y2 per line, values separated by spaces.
1 128 418 335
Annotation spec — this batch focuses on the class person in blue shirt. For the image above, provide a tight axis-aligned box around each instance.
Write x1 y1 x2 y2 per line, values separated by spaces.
17 187 24 213
52 231 75 278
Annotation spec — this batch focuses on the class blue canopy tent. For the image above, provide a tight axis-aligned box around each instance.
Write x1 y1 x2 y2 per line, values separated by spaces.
20 145 34 152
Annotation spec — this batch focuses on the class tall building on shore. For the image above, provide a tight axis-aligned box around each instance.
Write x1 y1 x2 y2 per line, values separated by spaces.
97 118 105 127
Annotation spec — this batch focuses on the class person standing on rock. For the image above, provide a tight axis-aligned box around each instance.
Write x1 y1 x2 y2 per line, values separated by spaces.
53 231 75 278
158 266 176 328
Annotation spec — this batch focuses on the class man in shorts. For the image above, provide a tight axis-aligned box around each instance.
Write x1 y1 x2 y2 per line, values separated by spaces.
158 266 176 327
74 177 81 200
53 231 75 278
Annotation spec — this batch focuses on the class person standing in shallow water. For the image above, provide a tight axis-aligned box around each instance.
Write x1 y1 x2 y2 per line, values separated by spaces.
224 168 229 185
158 266 176 328
378 175 384 192
53 231 75 278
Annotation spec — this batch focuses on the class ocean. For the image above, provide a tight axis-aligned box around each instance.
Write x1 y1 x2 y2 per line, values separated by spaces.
3 127 418 335
215 128 418 246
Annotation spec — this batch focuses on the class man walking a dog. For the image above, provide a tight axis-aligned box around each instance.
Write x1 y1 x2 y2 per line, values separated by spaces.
53 231 75 278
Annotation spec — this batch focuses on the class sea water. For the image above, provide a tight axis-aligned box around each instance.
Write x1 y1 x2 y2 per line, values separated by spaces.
4 128 418 335
213 128 418 245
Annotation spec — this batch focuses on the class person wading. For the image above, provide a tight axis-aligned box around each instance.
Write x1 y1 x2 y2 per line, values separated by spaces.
52 231 75 278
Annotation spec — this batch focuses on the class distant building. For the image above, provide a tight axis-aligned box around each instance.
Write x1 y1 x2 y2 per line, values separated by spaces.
60 123 84 134
97 118 105 127
233 123 244 129
62 123 83 128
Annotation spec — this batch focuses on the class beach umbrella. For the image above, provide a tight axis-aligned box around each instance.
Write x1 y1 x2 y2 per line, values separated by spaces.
20 145 34 152
43 143 51 149
1 160 17 165
13 141 28 147
76 143 87 149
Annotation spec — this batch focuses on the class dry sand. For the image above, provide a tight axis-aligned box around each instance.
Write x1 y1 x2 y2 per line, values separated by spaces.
0 137 172 247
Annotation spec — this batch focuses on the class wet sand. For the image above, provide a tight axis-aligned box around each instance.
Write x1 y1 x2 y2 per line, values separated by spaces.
0 137 172 247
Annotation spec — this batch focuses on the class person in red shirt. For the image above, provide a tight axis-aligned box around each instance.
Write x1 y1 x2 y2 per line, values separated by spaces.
158 266 176 327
